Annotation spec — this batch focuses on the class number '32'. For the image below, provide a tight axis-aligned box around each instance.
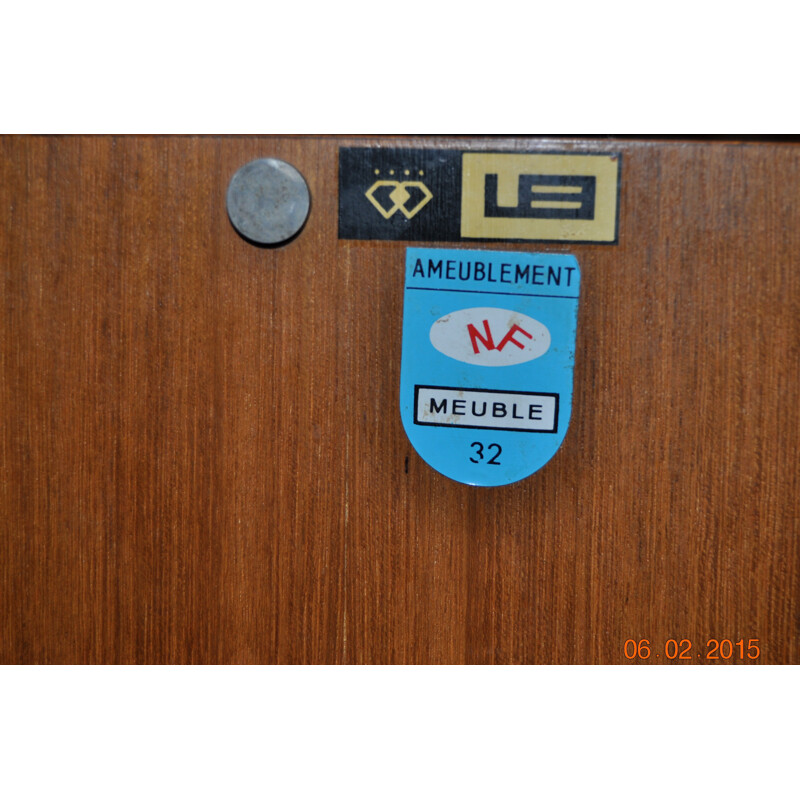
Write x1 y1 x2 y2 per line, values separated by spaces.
470 442 502 465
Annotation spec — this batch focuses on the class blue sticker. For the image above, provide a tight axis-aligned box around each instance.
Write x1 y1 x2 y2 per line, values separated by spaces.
400 247 580 487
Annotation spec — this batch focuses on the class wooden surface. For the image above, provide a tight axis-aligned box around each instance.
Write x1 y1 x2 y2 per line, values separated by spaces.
1 136 798 664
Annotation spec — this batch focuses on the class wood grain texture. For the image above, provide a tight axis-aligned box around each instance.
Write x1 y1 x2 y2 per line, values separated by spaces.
1 136 798 664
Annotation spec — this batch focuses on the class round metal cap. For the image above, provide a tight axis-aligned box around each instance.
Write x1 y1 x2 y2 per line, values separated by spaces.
226 158 310 245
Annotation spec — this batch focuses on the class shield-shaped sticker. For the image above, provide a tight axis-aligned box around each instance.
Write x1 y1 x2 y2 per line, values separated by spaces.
400 247 580 486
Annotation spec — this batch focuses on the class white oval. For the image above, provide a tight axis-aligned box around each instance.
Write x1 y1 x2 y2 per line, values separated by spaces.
429 307 550 367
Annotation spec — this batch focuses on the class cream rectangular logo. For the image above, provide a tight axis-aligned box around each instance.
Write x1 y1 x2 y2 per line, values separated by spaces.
460 152 620 243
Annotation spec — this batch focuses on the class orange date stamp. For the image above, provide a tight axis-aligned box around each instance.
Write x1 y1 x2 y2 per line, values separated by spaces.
624 639 761 661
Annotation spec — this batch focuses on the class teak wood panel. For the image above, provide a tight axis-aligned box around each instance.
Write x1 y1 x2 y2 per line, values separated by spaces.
1 136 798 664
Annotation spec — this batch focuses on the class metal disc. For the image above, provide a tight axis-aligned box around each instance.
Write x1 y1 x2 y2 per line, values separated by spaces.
226 158 310 244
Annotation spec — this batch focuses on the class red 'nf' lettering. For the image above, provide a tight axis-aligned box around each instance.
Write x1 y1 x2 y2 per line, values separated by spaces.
467 320 533 354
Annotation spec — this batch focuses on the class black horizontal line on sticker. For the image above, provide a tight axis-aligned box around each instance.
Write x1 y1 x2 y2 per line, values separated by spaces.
405 286 579 300
416 383 559 397
413 420 557 434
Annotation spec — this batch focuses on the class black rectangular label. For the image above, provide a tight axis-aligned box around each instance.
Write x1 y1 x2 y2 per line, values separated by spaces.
338 147 621 244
